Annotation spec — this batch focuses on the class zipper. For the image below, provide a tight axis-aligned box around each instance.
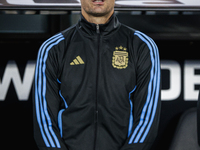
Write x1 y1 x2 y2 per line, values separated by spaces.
96 24 100 34
94 24 100 150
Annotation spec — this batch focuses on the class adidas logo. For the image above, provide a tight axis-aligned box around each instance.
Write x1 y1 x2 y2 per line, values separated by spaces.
70 56 85 65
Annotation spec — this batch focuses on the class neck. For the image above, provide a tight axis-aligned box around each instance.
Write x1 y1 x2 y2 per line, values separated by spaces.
81 10 114 25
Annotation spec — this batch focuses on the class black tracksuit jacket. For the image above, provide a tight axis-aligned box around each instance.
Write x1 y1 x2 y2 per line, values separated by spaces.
33 13 161 150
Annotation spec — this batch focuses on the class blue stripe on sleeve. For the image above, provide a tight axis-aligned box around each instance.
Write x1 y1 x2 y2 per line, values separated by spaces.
57 79 61 84
128 31 160 144
128 86 137 137
59 90 68 109
138 32 160 143
35 33 62 147
34 33 65 148
42 35 64 148
58 109 65 138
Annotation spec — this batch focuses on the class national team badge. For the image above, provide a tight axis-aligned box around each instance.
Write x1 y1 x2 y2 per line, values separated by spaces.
112 46 128 69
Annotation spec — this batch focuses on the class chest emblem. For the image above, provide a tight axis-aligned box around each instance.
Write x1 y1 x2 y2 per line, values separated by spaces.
70 56 85 65
112 46 128 69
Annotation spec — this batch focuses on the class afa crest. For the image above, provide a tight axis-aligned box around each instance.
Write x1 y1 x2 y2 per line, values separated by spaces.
112 46 128 69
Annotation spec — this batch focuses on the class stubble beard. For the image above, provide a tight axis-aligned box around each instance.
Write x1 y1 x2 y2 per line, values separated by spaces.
83 5 114 18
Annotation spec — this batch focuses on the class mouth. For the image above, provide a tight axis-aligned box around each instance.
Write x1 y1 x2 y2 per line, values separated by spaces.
92 0 104 4
93 0 104 2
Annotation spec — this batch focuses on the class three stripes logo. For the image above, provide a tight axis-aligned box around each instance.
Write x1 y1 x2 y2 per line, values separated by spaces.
70 56 85 65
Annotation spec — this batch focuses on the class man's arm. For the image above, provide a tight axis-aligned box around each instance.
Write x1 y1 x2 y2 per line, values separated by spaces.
121 31 161 150
33 33 68 150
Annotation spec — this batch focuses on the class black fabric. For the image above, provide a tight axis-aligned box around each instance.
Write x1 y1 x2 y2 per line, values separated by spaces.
33 14 161 150
169 108 200 150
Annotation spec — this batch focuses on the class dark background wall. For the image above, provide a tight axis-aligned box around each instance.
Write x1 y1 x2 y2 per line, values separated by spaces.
0 11 200 150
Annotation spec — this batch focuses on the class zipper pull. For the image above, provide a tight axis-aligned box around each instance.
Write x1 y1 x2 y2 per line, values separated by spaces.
96 24 100 34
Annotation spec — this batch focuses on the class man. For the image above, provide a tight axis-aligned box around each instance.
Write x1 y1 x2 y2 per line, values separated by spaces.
33 0 161 150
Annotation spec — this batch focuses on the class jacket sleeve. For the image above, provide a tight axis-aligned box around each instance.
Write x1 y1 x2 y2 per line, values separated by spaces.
121 31 161 150
33 34 68 150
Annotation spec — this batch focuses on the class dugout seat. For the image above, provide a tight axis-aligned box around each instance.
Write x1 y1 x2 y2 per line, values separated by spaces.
169 108 200 150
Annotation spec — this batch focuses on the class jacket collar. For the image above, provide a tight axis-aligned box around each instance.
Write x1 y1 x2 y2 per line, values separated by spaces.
77 13 121 37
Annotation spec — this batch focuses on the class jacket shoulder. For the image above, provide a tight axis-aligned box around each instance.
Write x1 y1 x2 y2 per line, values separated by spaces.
37 25 78 60
120 23 136 34
120 23 153 39
39 24 77 53
60 24 77 39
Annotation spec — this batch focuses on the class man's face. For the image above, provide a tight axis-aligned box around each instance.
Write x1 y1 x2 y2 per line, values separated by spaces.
80 0 115 17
